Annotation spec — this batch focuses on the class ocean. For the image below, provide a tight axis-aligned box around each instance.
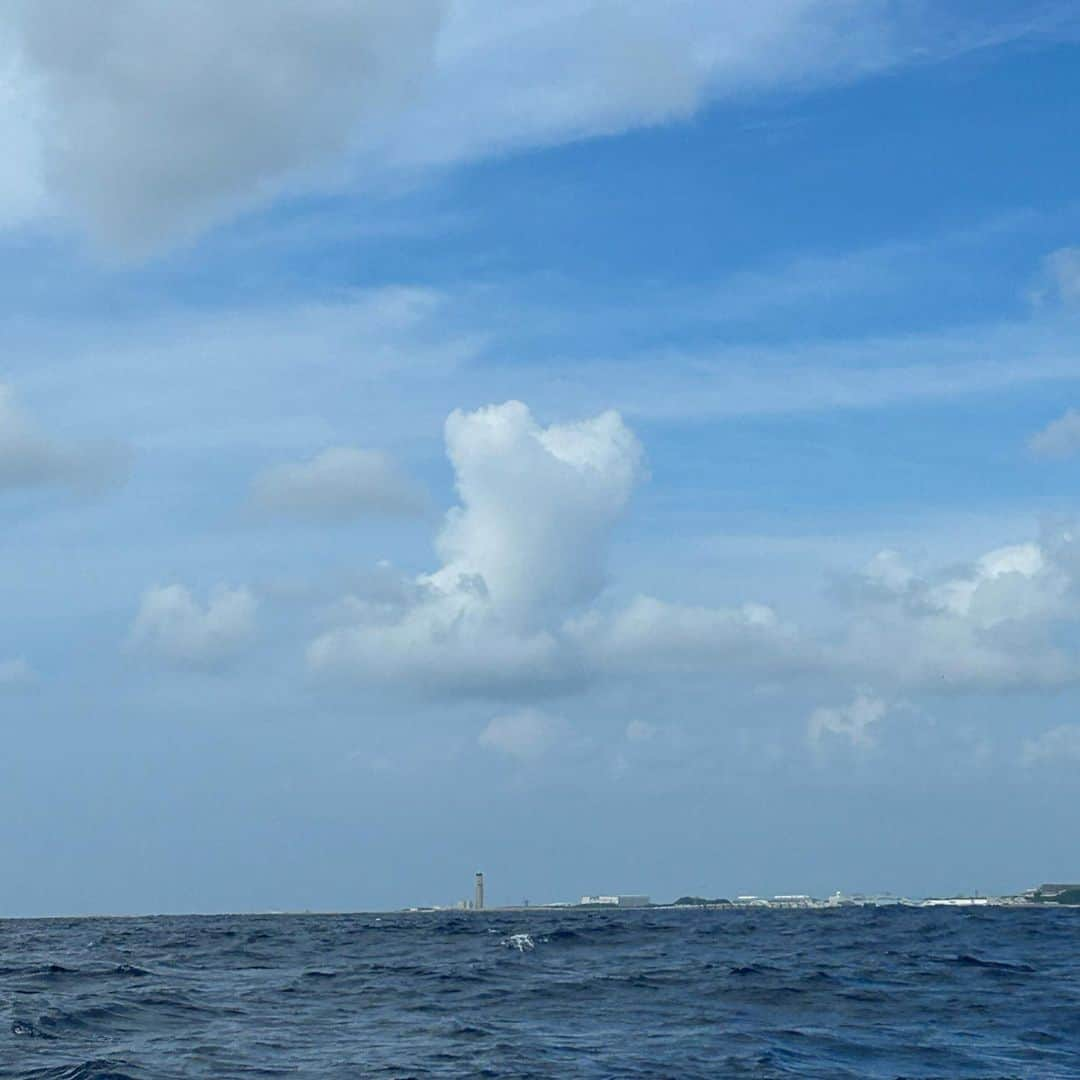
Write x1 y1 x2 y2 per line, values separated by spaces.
3 905 1079 1078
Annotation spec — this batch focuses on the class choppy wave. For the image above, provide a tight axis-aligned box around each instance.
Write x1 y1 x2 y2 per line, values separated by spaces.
3 907 1080 1077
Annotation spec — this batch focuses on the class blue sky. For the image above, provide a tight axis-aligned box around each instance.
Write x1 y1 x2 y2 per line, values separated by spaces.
2 1 1080 915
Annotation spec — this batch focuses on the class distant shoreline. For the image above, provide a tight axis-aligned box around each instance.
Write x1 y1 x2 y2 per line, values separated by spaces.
4 898 1079 921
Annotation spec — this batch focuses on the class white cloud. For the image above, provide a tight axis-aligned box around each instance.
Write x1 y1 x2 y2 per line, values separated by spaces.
6 0 443 255
1031 247 1080 308
832 538 1080 691
0 2 1042 254
250 447 426 523
0 657 34 688
1021 724 1080 767
862 549 916 594
0 29 45 228
306 400 1080 705
478 708 565 760
808 692 889 748
0 383 128 495
127 584 256 671
930 543 1055 625
569 595 804 676
1030 409 1080 460
427 401 642 629
310 604 579 699
300 401 817 701
309 400 645 697
382 0 901 171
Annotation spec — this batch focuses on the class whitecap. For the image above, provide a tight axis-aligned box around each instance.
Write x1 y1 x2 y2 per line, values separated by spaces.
501 933 536 952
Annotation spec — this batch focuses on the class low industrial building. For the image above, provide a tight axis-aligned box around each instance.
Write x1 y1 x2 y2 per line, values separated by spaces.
579 894 650 907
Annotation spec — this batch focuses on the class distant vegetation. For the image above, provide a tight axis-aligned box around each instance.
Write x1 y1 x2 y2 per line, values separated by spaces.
1035 888 1080 905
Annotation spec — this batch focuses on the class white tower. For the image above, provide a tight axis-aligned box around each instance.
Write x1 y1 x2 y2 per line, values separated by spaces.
475 871 485 911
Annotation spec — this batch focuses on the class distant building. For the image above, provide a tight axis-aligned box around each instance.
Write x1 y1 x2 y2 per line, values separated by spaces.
475 872 485 911
580 894 650 907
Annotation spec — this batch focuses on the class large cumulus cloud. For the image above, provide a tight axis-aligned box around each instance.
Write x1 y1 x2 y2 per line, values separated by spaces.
308 401 641 696
426 402 642 630
308 400 800 698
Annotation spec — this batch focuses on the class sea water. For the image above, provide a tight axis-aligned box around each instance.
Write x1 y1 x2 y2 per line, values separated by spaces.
4 905 1080 1078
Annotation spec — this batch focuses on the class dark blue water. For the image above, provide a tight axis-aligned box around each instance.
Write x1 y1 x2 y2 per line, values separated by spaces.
3 906 1080 1078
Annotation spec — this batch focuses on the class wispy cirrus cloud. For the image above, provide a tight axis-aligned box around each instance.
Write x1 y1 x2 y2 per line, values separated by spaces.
2 1 1069 255
529 324 1080 423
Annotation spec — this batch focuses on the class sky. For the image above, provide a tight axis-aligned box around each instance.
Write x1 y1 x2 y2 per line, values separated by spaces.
2 1 1080 916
